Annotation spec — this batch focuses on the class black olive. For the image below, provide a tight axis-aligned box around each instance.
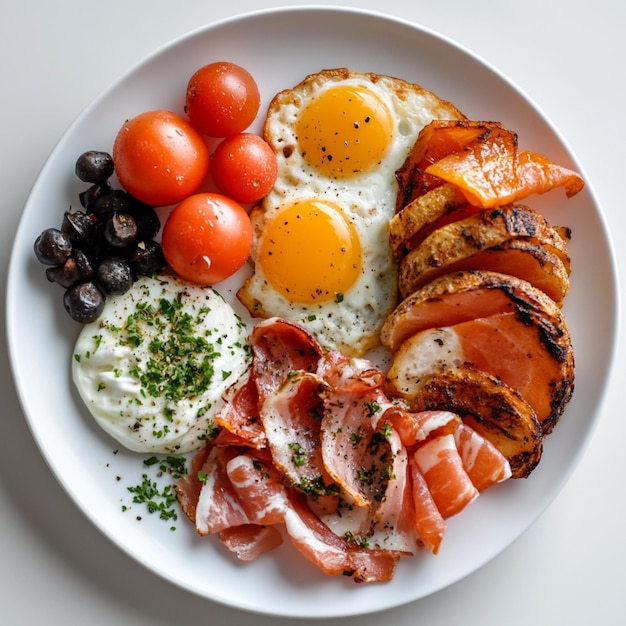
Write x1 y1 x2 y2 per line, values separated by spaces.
103 212 138 248
97 257 134 295
74 234 108 268
91 189 141 215
34 228 73 266
75 151 114 184
79 182 111 211
125 192 153 213
46 249 94 288
61 210 101 249
133 206 161 241
128 240 166 276
63 281 106 323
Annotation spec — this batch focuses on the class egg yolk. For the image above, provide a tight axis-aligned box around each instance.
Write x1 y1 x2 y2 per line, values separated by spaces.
258 199 362 304
296 84 394 178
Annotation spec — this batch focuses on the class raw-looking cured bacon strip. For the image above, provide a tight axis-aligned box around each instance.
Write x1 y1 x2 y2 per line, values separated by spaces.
319 350 385 397
316 355 419 553
226 453 290 526
413 433 479 519
251 317 323 402
286 492 404 583
219 453 288 560
175 318 513 582
218 524 283 562
175 445 211 524
383 407 461 447
213 372 266 449
195 448 404 582
320 370 392 508
259 371 330 488
454 422 512 491
368 426 417 554
214 318 325 451
194 447 250 535
408 456 446 555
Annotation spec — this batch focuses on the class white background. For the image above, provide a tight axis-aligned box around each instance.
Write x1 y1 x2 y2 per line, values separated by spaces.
1 1 623 624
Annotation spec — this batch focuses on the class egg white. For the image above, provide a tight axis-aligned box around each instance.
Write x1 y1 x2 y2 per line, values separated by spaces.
238 69 465 356
72 274 251 454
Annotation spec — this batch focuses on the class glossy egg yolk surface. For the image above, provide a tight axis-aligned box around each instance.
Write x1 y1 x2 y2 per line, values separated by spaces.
258 199 362 304
296 84 394 178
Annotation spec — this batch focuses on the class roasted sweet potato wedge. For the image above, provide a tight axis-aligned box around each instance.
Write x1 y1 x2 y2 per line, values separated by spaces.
405 240 570 305
398 205 571 298
388 183 471 261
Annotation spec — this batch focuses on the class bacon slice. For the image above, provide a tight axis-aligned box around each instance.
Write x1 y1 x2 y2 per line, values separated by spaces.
218 524 283 561
368 426 417 553
286 492 403 583
413 433 479 519
226 454 289 525
260 371 331 488
382 407 460 447
408 455 447 554
212 449 405 582
217 453 286 561
319 351 385 397
320 366 391 508
454 422 512 491
213 372 266 449
251 317 323 403
194 447 250 535
317 357 418 552
175 445 211 524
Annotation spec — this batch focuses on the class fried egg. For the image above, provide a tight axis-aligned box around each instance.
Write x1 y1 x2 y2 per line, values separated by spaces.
72 274 251 454
237 68 464 356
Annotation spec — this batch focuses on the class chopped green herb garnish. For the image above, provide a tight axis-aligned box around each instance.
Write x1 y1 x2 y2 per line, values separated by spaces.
295 476 340 499
350 431 364 444
110 296 226 403
288 442 308 467
126 474 179 523
365 401 381 417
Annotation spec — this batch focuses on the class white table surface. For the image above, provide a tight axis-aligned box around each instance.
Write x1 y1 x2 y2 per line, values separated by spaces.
1 1 623 624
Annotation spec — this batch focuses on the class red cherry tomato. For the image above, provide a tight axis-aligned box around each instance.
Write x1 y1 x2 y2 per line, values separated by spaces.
185 62 261 137
161 193 253 285
113 110 209 207
211 133 278 204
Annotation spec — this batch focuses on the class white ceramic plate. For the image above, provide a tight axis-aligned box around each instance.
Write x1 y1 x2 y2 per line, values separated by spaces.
6 6 618 619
